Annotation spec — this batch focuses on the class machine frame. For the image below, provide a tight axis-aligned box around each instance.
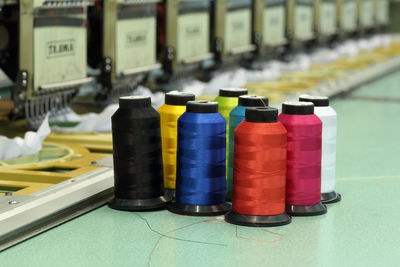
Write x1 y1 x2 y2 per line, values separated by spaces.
0 143 113 251
287 0 315 47
161 0 214 77
211 0 256 63
336 0 357 38
252 0 288 58
10 1 94 126
313 0 337 42
89 0 162 100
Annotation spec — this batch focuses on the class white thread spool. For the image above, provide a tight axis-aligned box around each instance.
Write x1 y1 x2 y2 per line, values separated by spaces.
299 95 341 203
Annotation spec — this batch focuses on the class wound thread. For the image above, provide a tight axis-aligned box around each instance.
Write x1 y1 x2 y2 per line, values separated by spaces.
168 100 230 216
279 101 327 216
109 96 170 211
225 107 291 227
227 95 268 197
158 92 195 190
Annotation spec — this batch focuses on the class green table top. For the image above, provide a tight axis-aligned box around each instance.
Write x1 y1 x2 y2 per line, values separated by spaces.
2 71 400 267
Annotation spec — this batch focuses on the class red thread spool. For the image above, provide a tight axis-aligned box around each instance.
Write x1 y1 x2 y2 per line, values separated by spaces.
225 107 291 227
278 102 327 216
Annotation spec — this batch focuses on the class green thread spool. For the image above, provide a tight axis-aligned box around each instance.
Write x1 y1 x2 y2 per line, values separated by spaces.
214 88 248 176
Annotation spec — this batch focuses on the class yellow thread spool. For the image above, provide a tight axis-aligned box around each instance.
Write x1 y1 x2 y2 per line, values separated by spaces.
158 92 195 190
214 88 248 167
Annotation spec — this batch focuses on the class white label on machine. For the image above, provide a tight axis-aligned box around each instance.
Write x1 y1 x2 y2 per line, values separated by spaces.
341 0 357 32
295 5 313 41
34 26 87 90
116 17 156 76
320 2 336 35
177 12 210 62
360 0 374 27
377 0 389 25
225 9 251 52
263 6 286 45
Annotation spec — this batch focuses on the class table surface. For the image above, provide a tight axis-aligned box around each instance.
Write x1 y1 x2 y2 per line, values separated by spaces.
1 71 400 267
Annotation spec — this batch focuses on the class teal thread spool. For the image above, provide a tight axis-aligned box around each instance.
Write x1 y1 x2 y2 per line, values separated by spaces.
227 95 269 200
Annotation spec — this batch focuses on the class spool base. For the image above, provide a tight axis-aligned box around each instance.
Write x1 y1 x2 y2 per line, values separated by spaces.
321 191 341 204
224 211 291 227
109 195 171 211
286 202 327 216
165 189 176 199
168 201 231 216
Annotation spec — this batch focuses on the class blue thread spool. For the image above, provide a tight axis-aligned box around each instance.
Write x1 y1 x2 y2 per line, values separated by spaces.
168 100 231 216
227 95 269 200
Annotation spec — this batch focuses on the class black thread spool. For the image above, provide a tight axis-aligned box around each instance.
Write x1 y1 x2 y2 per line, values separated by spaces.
109 96 171 211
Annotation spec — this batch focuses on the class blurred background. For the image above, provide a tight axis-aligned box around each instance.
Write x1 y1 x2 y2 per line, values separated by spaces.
1 0 400 254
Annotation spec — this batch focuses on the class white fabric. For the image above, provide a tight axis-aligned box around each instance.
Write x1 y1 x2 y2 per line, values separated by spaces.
336 40 359 57
51 105 119 133
336 35 393 58
278 53 311 72
245 61 281 82
357 35 392 51
0 114 51 160
203 68 247 95
310 48 339 63
51 85 165 133
180 79 207 96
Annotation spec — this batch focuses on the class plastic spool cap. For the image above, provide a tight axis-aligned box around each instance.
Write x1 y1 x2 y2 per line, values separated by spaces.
245 107 278 123
299 94 329 107
119 95 151 109
219 88 248 97
186 100 219 113
282 101 314 115
238 95 269 107
165 91 196 106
